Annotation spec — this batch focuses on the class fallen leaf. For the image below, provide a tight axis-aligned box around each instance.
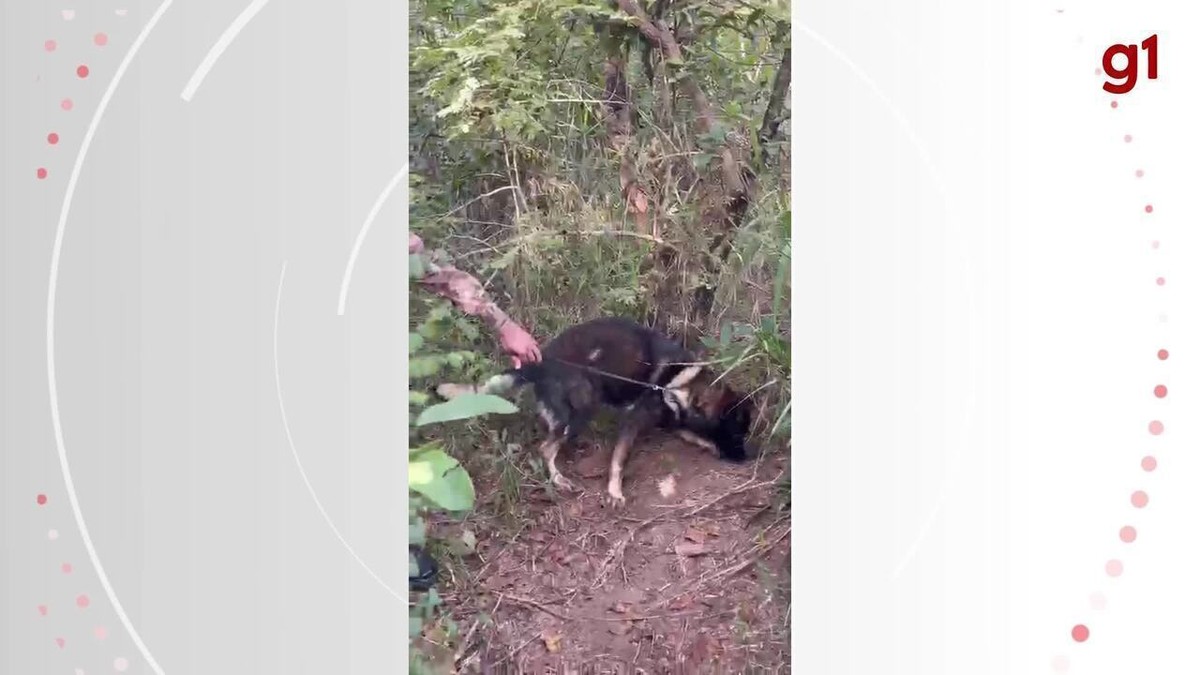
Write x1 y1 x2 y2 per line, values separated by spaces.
669 595 695 611
608 621 633 636
683 527 707 544
674 542 708 557
541 630 562 653
657 474 677 498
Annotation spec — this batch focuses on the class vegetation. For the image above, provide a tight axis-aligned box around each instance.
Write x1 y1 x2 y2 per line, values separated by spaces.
408 0 790 670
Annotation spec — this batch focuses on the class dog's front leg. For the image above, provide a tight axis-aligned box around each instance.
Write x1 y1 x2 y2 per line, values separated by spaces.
605 429 637 508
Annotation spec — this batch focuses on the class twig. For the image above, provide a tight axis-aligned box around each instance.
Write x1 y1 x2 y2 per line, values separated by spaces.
578 229 666 245
453 595 501 664
436 185 518 221
498 592 737 623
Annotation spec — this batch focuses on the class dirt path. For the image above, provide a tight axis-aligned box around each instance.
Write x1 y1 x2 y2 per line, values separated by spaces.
435 434 791 673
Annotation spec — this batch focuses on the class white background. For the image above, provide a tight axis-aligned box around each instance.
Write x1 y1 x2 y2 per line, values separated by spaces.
794 0 1200 672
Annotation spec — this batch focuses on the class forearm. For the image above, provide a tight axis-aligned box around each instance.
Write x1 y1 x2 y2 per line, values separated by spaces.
411 234 512 333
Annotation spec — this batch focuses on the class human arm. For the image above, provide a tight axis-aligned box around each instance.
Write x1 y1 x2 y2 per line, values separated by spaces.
409 233 542 367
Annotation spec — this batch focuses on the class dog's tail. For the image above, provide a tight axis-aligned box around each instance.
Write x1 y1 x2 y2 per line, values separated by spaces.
434 364 542 401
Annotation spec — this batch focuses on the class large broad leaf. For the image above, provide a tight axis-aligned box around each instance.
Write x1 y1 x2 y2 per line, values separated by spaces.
409 448 475 511
415 393 517 427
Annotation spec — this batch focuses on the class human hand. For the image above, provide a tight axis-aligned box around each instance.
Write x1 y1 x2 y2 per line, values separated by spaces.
498 322 542 368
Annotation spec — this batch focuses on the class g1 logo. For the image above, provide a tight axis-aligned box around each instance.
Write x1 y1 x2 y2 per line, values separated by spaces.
1103 34 1158 95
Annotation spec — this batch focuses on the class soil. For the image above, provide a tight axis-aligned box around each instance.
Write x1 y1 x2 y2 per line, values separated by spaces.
428 431 791 674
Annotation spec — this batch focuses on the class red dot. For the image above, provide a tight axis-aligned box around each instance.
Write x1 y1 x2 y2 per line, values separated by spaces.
1158 349 1169 360
61 98 73 111
1120 525 1138 543
76 64 89 78
62 562 73 574
1131 490 1149 508
45 39 57 52
47 132 59 145
1142 455 1158 471
1111 100 1119 109
1072 624 1090 642
1149 420 1164 435
36 494 47 505
94 32 109 46
1154 385 1167 398
36 168 48 180
76 594 90 608
1145 204 1154 214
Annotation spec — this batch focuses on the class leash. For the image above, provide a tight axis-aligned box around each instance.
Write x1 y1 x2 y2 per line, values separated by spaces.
543 356 667 392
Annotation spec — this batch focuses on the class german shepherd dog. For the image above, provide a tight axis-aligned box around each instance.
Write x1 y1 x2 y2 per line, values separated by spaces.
436 317 752 507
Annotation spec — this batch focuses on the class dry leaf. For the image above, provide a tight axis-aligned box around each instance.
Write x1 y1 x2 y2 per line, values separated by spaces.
674 542 708 557
609 621 634 636
657 474 677 498
683 527 707 544
541 630 563 653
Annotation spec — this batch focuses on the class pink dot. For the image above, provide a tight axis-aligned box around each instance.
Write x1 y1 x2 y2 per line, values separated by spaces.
1156 277 1166 286
94 626 108 640
1111 100 1118 109
1120 525 1138 543
1155 384 1167 398
38 605 48 616
37 168 48 180
1094 67 1102 75
1132 490 1149 508
1158 349 1169 360
56 637 66 649
1105 559 1124 577
94 33 108 46
37 493 48 505
61 98 74 111
1090 592 1107 610
76 65 89 78
1124 134 1133 143
1142 455 1158 471
62 562 73 574
45 39 57 52
114 657 129 672
1052 655 1071 672
76 594 90 608
1149 420 1164 435
1145 204 1154 214
1151 240 1160 249
48 132 59 144
1071 624 1090 642
1136 169 1145 178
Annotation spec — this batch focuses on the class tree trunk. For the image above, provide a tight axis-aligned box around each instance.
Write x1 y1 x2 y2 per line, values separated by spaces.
758 46 792 146
603 57 652 234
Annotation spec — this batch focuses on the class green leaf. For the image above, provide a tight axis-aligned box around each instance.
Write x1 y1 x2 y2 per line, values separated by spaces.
410 516 427 547
409 448 476 511
409 253 428 279
410 356 445 379
410 333 425 354
415 393 518 426
410 390 431 406
719 321 732 348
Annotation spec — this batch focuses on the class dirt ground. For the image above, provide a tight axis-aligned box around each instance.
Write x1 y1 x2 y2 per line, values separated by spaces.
426 429 791 674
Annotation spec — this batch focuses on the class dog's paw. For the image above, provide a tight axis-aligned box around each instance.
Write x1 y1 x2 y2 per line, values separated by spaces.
552 474 578 493
604 486 627 509
435 383 473 400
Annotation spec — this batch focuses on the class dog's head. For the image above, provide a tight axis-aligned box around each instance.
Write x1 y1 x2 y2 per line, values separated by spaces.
668 368 754 462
